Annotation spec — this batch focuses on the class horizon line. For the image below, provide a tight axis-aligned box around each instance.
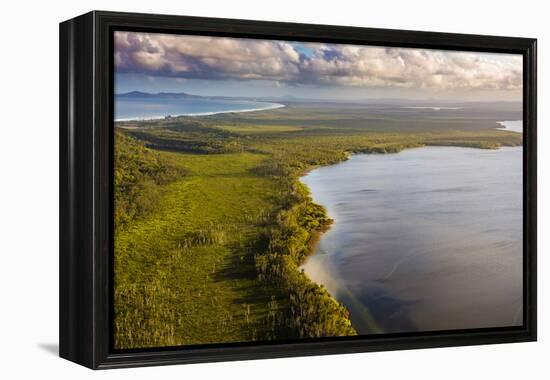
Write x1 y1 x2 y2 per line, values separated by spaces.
115 91 522 104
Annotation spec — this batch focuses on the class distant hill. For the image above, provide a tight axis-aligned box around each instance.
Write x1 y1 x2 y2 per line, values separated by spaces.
116 91 203 99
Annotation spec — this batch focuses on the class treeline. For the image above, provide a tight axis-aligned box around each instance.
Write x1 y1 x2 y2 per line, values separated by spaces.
255 181 356 338
126 122 245 154
114 130 186 226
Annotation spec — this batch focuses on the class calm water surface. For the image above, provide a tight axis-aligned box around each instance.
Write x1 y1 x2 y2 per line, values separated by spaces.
497 120 523 133
301 146 523 334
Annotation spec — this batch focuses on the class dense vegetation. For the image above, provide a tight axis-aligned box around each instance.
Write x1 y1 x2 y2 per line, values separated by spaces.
114 103 521 349
114 131 185 226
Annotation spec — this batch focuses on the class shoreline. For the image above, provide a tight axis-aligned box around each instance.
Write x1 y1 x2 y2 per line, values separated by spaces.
115 102 286 122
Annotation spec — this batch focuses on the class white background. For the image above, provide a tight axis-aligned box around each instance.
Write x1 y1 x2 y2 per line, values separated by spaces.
0 0 546 378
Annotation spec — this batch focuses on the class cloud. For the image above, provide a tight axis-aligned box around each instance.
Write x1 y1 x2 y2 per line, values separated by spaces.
115 31 522 92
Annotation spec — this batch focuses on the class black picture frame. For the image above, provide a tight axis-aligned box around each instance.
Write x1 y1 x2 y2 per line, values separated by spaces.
59 10 537 369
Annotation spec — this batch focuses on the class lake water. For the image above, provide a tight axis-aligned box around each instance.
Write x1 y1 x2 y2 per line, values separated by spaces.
301 146 523 334
114 96 284 121
497 120 523 133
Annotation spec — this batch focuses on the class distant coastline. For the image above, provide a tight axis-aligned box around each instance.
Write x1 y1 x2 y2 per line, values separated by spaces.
115 94 285 122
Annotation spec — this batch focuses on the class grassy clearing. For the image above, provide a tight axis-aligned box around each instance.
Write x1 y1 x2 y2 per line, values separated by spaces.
115 151 290 348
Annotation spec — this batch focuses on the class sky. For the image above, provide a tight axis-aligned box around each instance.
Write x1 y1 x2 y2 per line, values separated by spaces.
114 31 523 102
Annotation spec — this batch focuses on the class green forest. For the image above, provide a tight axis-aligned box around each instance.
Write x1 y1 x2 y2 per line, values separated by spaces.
113 103 521 349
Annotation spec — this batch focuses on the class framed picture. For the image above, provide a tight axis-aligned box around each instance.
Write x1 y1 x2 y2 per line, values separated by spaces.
59 11 537 369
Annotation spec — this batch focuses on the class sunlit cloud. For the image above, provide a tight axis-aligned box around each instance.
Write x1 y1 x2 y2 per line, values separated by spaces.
115 31 522 93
